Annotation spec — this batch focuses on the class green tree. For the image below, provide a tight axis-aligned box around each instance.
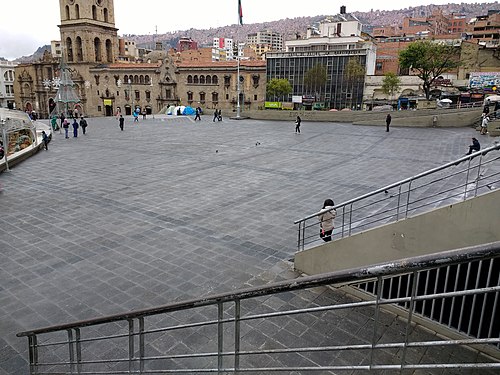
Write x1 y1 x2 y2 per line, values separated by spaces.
304 65 327 99
399 40 460 100
266 78 292 101
345 58 365 80
344 58 366 109
381 72 401 98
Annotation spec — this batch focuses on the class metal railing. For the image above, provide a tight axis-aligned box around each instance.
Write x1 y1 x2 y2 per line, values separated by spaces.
295 143 500 252
17 242 500 374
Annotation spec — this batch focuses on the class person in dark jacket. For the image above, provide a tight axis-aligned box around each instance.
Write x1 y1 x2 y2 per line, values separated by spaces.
80 116 88 135
467 137 480 155
72 119 79 137
295 116 301 133
119 115 124 131
386 113 392 132
41 131 49 150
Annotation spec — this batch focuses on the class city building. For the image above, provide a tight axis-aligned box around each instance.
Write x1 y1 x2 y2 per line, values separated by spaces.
246 30 283 58
176 60 266 112
266 6 376 110
401 9 450 36
0 60 17 109
465 10 500 47
212 38 234 61
14 0 263 118
176 37 198 52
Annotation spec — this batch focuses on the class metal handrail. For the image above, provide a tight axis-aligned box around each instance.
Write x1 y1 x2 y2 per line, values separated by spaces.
17 242 500 374
295 143 500 251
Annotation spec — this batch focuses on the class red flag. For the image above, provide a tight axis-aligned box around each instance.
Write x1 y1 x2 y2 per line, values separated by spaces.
238 0 243 25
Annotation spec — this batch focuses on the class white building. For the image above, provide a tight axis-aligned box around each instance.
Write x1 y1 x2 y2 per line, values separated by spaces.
0 60 17 109
247 30 283 56
212 38 234 61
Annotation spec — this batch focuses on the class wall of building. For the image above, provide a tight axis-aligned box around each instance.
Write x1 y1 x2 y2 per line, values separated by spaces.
294 189 500 275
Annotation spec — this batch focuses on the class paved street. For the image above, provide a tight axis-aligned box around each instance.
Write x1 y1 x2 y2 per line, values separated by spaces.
0 114 494 373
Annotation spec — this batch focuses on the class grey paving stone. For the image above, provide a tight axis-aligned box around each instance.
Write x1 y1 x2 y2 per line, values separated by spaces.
1 116 496 373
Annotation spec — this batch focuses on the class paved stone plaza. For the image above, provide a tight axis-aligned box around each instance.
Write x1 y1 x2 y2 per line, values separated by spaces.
0 114 495 373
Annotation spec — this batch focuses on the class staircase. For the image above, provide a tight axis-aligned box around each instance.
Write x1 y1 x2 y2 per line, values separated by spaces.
294 143 500 252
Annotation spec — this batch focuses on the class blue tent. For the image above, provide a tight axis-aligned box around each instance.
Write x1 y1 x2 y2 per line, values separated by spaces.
183 106 196 115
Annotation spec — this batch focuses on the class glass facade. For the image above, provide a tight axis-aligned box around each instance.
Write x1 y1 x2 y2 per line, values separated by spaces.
266 50 367 110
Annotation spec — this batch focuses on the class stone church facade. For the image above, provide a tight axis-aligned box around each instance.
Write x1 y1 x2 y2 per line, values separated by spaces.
14 0 266 118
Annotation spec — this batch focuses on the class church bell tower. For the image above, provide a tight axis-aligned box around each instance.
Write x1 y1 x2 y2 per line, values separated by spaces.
58 0 119 64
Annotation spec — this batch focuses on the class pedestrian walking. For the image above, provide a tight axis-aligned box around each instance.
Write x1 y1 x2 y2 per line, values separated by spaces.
72 119 79 137
386 113 392 132
213 109 218 122
51 115 59 131
63 119 69 138
480 114 489 135
60 113 66 130
194 107 202 121
41 131 49 150
119 115 124 131
133 110 139 123
317 199 336 242
295 115 301 133
218 109 223 121
142 110 147 120
80 116 88 135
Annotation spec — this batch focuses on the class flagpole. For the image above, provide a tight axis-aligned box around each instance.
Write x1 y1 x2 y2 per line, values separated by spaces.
236 1 243 119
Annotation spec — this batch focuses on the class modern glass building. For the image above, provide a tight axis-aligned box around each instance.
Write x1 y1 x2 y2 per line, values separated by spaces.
266 10 376 110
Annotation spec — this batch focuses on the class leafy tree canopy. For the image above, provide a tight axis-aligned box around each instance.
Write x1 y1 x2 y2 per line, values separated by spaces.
381 72 401 97
399 40 460 99
266 78 292 101
304 65 327 92
345 59 365 80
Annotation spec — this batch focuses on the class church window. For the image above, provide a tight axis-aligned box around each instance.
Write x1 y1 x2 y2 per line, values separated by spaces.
104 8 109 23
193 75 199 84
94 37 102 62
76 37 83 62
65 6 70 20
187 75 193 84
106 39 113 63
139 75 144 84
92 5 97 20
75 4 80 19
66 37 74 62
145 75 151 85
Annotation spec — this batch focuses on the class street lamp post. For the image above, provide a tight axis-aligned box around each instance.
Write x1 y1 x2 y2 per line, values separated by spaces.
236 55 241 118
128 79 134 114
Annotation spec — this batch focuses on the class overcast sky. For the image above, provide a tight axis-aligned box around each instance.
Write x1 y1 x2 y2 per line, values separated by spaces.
0 0 491 60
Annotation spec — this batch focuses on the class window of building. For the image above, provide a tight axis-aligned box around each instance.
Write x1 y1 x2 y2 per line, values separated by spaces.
206 75 212 84
187 91 193 101
375 62 383 70
65 5 70 20
92 5 97 20
200 75 205 84
193 75 199 84
104 8 109 23
254 94 257 101
199 92 206 103
224 75 230 86
135 91 140 100
226 94 229 100
146 91 151 100
212 75 218 84
166 89 171 98
212 92 218 102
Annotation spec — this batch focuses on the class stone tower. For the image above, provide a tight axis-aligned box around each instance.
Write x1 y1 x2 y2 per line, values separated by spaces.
58 0 119 64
